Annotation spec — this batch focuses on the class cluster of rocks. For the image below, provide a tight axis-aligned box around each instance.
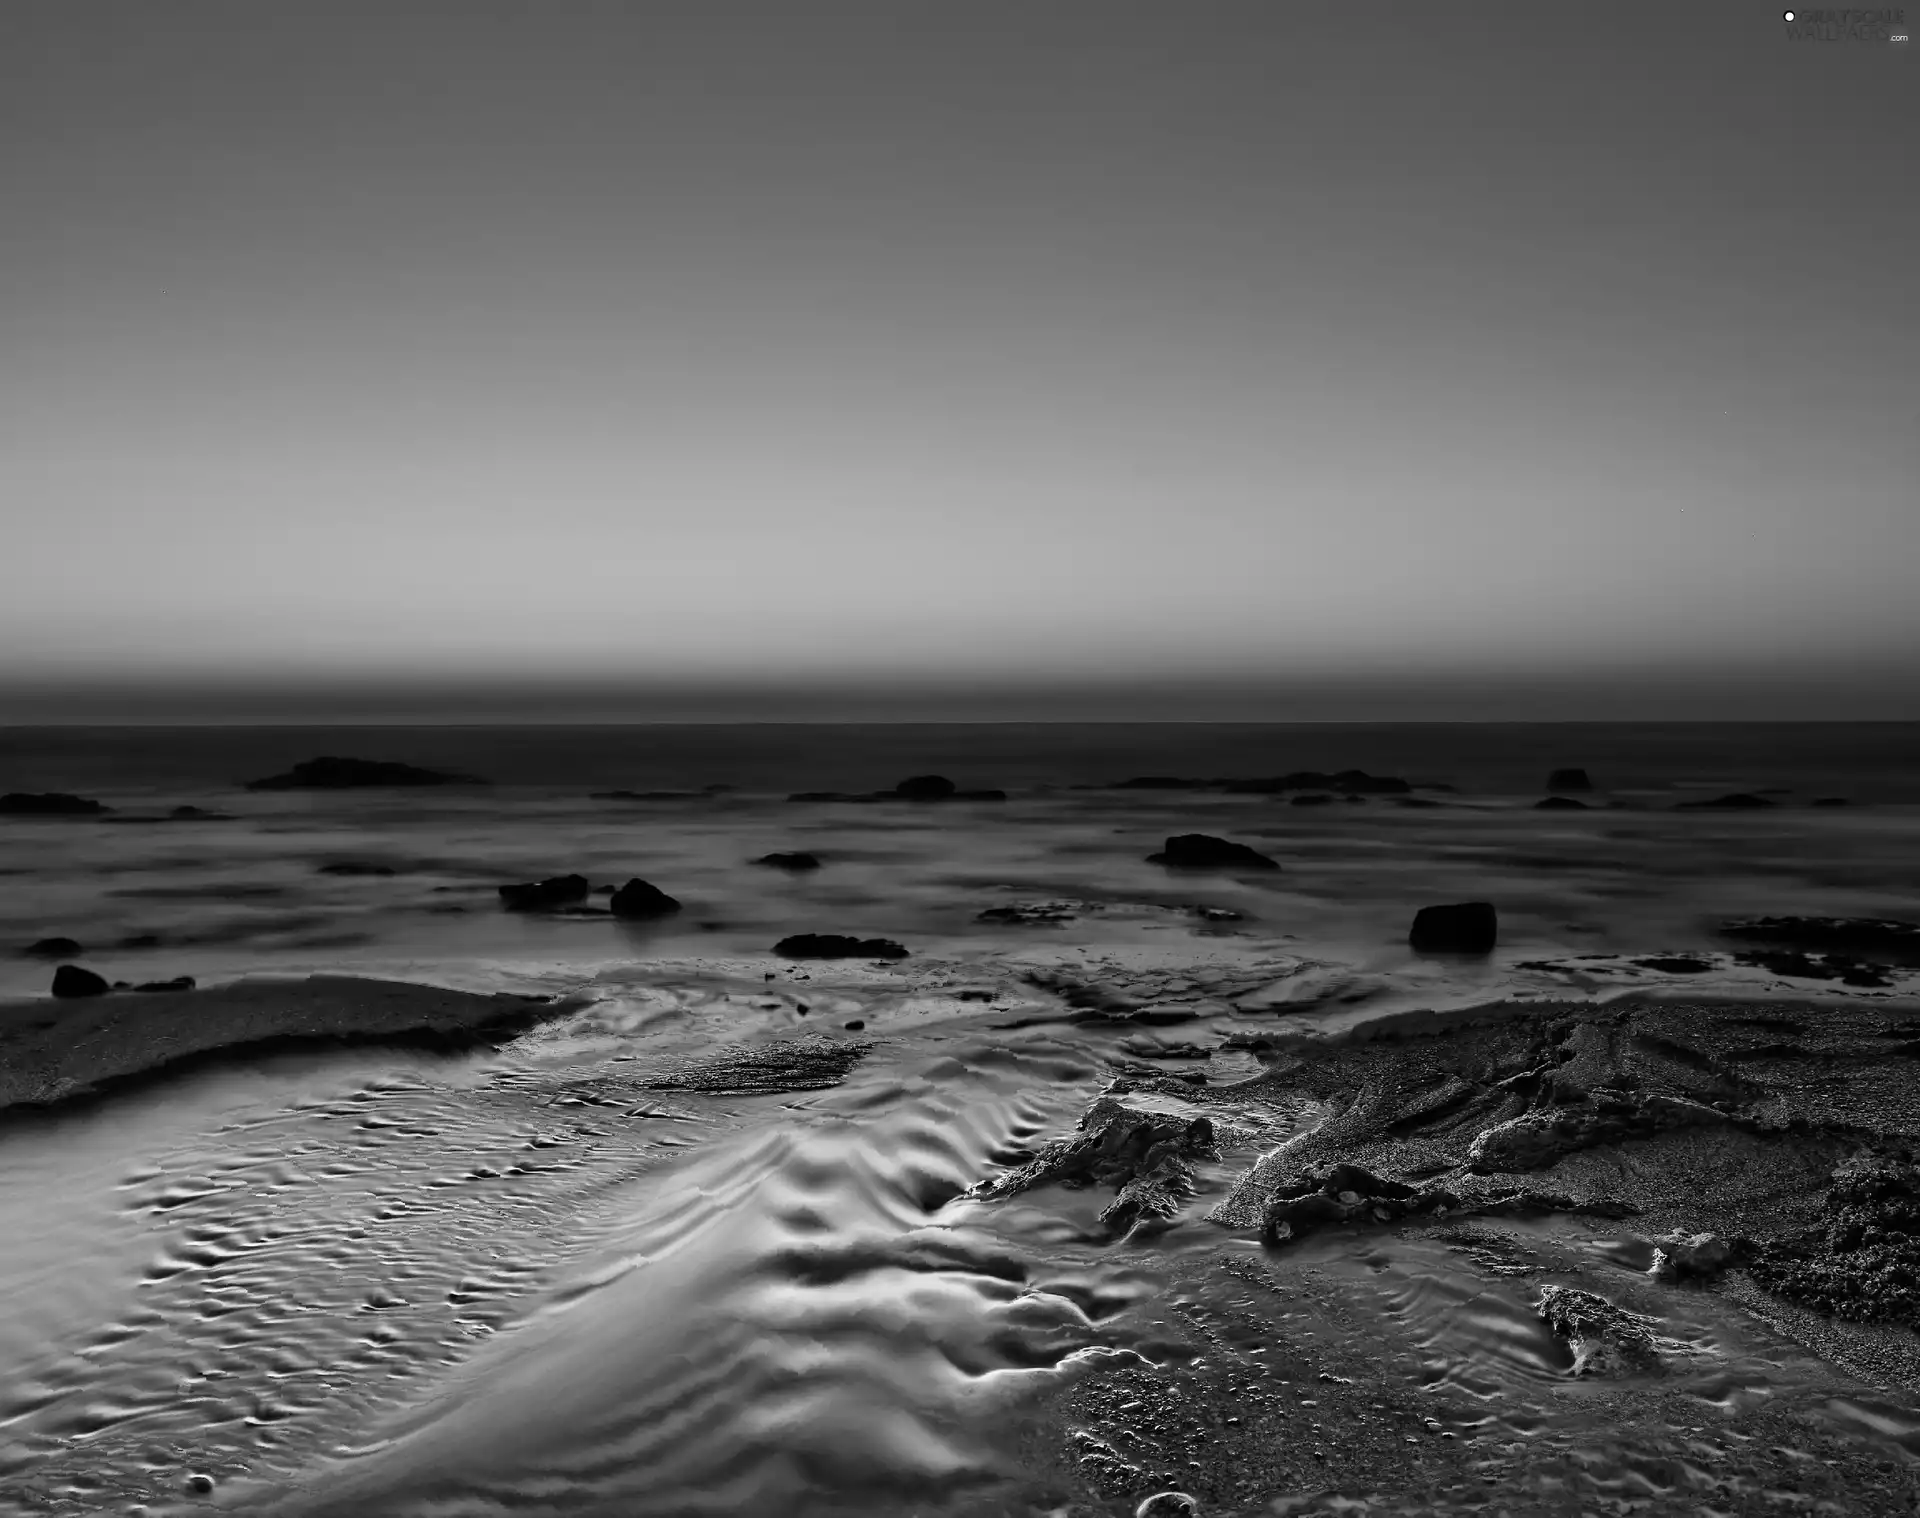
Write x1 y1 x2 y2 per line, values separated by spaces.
243 756 485 790
496 873 682 920
965 1095 1225 1237
1747 1154 1920 1328
51 966 196 998
0 792 110 815
773 934 909 960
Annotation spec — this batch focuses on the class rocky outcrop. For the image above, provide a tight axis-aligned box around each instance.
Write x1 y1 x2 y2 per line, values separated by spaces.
0 793 110 815
1546 768 1594 793
497 875 591 912
51 965 110 998
894 774 957 799
1747 1155 1920 1328
1535 1285 1663 1376
24 937 83 958
609 878 682 920
1467 1090 1730 1173
754 851 822 871
1408 901 1497 954
244 757 483 790
968 1095 1222 1236
1534 796 1589 811
1147 834 1280 871
1717 916 1920 962
774 934 910 960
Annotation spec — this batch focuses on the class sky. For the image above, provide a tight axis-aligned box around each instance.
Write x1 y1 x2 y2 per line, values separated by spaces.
2 1 1915 723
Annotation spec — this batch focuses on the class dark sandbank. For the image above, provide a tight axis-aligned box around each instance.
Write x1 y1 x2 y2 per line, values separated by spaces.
0 974 568 1112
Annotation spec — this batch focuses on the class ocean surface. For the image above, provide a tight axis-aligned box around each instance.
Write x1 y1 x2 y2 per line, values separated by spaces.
2 722 1919 1515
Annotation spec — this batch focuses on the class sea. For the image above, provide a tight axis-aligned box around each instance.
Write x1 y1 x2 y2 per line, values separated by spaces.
1 722 1918 1515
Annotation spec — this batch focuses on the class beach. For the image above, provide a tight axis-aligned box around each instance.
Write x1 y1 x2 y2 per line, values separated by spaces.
2 724 1920 1515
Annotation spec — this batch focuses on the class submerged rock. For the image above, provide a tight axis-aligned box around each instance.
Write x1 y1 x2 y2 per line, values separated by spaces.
0 792 110 815
244 757 483 790
1534 796 1589 811
497 874 592 912
774 934 910 960
608 878 682 920
1408 901 1498 955
1147 834 1280 871
51 965 111 998
1535 1285 1662 1376
754 851 821 871
24 937 84 958
1547 768 1594 792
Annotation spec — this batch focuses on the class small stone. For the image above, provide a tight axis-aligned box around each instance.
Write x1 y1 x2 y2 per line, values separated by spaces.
183 1474 215 1495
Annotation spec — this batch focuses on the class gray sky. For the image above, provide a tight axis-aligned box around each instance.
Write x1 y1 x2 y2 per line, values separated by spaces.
3 1 1915 722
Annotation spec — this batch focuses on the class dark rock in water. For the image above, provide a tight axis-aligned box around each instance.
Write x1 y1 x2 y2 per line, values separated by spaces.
1731 948 1893 988
1718 916 1920 961
893 774 957 799
608 878 682 920
844 1019 866 1031
1535 795 1590 810
978 902 1078 925
134 976 196 993
1634 955 1713 974
1290 793 1334 807
119 933 163 948
755 851 822 871
1147 834 1280 871
244 757 483 791
167 805 230 820
497 874 591 912
1811 797 1851 807
51 965 110 998
1111 776 1207 789
0 792 110 815
1409 901 1498 955
1675 792 1775 810
1547 768 1594 793
1535 1285 1662 1376
775 934 909 960
1748 1156 1920 1329
317 862 398 877
592 787 726 801
25 937 83 958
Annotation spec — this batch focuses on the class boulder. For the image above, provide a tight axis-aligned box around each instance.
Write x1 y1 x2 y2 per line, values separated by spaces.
1147 834 1280 871
25 937 83 958
497 874 591 912
1534 796 1589 810
774 934 910 960
754 851 822 871
1547 768 1594 793
893 775 957 799
51 964 110 998
1409 901 1498 955
608 878 682 921
1648 1231 1731 1281
244 757 483 791
0 792 110 815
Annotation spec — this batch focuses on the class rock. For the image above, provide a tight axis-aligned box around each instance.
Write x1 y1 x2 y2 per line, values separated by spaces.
24 937 83 958
1147 834 1280 871
1547 768 1594 792
51 965 111 998
167 805 229 820
1408 901 1498 955
1731 947 1893 988
0 792 110 815
497 874 591 912
893 774 957 799
1534 796 1589 810
119 933 164 948
608 878 682 920
755 851 822 871
977 902 1079 925
1648 1231 1731 1281
1135 1494 1201 1518
774 934 910 960
317 862 398 876
1748 1155 1920 1328
133 976 197 993
1675 792 1774 810
1111 776 1207 789
243 757 483 790
1717 916 1920 961
1535 1285 1662 1376
1467 1090 1728 1172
